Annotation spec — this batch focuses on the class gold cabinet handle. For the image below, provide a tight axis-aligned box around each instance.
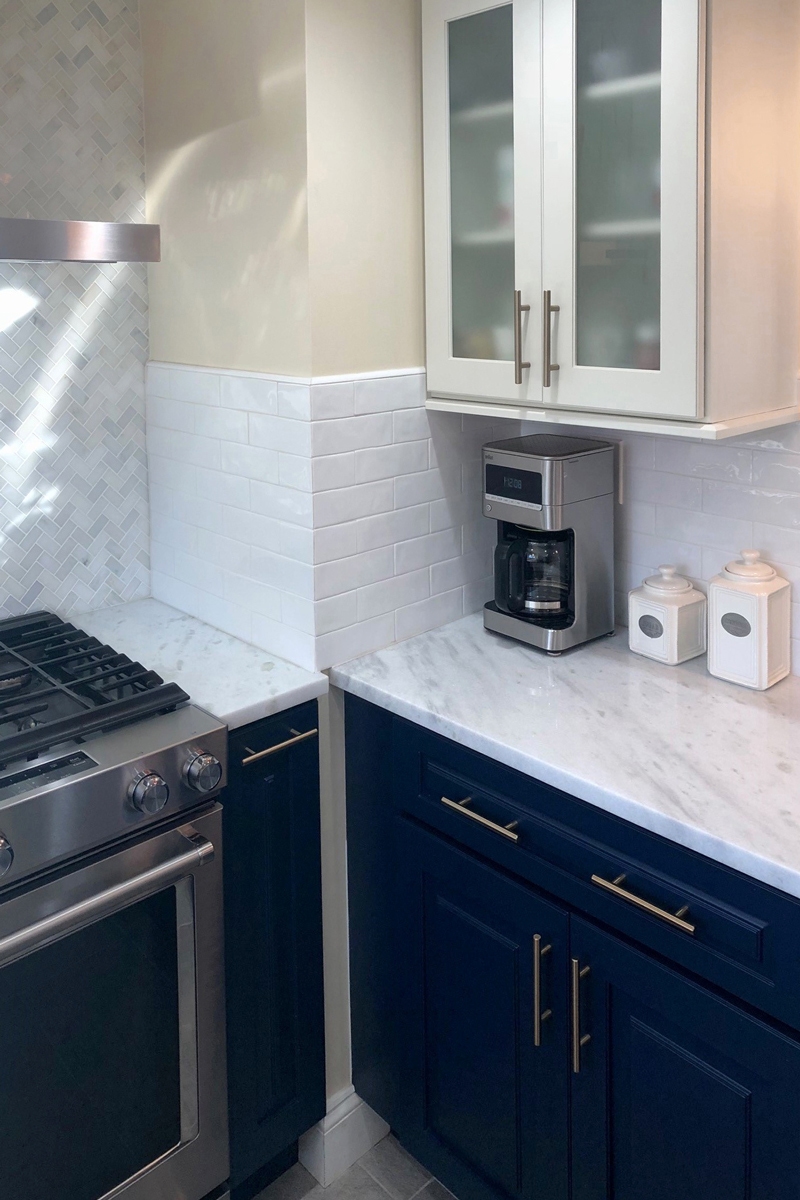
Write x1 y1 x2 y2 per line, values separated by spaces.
533 934 552 1048
514 289 531 385
440 795 520 843
571 958 591 1074
242 728 318 765
543 290 560 388
591 873 696 935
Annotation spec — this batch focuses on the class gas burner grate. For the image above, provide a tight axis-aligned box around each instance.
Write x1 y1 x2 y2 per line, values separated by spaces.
0 611 189 765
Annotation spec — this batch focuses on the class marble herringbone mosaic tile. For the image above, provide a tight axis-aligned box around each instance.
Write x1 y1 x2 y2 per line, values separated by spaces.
0 0 149 618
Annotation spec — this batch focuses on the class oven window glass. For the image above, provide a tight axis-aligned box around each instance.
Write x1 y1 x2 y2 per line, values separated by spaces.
2 886 181 1200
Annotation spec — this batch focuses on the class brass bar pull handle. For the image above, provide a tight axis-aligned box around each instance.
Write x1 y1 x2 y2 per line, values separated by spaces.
571 958 591 1074
440 796 520 843
543 290 560 388
514 289 531 385
242 728 318 766
533 934 552 1047
591 873 696 935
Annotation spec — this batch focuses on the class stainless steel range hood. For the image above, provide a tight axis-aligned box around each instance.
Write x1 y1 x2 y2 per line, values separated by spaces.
0 217 161 263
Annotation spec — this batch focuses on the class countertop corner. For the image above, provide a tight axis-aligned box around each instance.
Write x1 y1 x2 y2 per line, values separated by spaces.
77 599 328 730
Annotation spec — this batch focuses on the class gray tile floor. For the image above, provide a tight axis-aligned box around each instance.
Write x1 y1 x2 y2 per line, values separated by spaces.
255 1136 456 1200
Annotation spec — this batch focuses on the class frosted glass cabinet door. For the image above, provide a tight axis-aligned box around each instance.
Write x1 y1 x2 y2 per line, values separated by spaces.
423 0 543 403
541 0 702 418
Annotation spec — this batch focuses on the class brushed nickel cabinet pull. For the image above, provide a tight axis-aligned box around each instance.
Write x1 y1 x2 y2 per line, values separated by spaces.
242 728 318 766
543 290 560 388
514 289 531 385
571 958 591 1074
440 795 520 843
533 933 553 1047
591 873 696 935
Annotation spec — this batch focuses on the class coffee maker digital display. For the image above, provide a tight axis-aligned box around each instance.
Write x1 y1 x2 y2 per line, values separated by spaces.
485 464 543 508
483 435 615 655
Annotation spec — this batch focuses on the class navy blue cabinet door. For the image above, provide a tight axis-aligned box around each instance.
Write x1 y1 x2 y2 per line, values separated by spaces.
224 705 326 1189
394 818 570 1200
570 916 800 1200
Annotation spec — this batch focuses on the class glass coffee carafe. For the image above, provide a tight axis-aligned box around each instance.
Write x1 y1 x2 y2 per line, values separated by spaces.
495 526 574 623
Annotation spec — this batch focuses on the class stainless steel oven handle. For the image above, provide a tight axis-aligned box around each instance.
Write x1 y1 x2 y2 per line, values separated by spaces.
0 832 215 969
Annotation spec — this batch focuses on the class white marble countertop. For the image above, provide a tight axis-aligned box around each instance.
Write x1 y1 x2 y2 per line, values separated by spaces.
77 600 327 730
332 614 800 898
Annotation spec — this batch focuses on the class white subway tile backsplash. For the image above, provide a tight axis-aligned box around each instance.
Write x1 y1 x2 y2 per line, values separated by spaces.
312 452 356 492
313 614 396 671
195 467 251 510
393 407 431 443
310 382 355 421
354 372 425 414
251 481 314 527
251 547 314 600
151 366 797 678
220 441 280 485
278 382 312 420
357 569 430 622
313 480 394 528
315 547 395 600
170 368 221 406
220 373 278 414
193 405 249 444
395 588 464 642
315 522 359 564
311 412 393 456
354 440 429 484
147 396 195 433
655 439 753 482
279 453 313 492
627 468 703 511
146 364 172 400
224 573 282 621
395 528 462 575
751 451 800 495
250 413 312 457
357 505 430 553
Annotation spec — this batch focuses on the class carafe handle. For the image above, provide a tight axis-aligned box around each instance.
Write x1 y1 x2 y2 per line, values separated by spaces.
495 540 526 614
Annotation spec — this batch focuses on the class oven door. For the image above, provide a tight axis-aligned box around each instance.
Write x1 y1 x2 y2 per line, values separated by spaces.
0 804 228 1200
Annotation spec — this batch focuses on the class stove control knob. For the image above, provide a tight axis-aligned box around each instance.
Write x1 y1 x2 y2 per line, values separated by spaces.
0 835 13 877
184 753 223 795
129 773 170 815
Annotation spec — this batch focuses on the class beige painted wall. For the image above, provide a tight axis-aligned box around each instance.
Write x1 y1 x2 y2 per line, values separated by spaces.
140 0 312 375
141 0 425 378
305 0 425 376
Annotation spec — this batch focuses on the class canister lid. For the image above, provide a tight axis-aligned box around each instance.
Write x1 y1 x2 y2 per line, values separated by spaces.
723 550 776 581
644 565 692 594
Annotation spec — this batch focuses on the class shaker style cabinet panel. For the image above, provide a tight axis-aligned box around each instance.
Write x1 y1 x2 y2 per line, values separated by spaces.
423 0 799 430
569 917 800 1200
224 703 325 1191
393 818 570 1200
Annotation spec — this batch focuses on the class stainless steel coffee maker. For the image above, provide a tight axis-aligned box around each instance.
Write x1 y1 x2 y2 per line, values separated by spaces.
483 434 615 654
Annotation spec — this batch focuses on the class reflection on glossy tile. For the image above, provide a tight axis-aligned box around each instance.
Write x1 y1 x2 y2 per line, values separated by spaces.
255 1137 447 1200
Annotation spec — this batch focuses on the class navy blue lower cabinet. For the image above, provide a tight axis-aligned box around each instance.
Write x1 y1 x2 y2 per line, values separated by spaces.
223 703 326 1192
393 818 570 1200
570 916 800 1200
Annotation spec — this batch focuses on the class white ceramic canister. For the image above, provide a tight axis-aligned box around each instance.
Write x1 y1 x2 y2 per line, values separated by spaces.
708 550 791 690
628 565 707 665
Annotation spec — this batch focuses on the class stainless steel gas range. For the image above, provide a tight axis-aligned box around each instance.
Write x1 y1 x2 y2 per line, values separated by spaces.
0 610 229 1200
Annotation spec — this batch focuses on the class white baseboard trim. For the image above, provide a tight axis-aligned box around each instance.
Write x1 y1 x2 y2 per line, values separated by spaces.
298 1087 390 1187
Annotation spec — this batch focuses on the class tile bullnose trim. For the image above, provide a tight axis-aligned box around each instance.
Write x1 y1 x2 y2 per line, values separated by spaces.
148 361 426 386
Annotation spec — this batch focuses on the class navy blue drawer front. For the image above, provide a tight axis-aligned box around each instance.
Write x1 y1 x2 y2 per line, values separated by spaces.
391 718 800 1033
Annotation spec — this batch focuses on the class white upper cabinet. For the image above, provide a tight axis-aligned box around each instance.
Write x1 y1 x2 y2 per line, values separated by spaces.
423 0 800 437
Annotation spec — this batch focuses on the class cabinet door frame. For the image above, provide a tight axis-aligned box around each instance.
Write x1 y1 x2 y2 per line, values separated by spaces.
569 915 800 1200
423 0 544 403
541 0 705 418
393 817 570 1200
